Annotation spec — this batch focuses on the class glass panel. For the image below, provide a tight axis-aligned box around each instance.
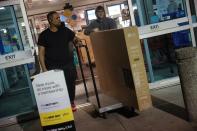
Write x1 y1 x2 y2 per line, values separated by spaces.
86 9 96 24
194 27 197 41
140 42 151 82
145 30 192 81
0 75 3 96
15 5 31 50
0 5 34 119
108 5 121 16
0 5 31 55
0 5 19 55
107 2 131 28
28 18 37 46
189 0 197 23
87 9 96 20
132 0 187 26
0 65 34 118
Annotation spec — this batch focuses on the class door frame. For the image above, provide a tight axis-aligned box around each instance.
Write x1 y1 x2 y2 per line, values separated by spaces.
0 0 37 127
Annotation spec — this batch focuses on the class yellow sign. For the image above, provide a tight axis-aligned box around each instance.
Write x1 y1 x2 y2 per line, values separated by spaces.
40 107 74 126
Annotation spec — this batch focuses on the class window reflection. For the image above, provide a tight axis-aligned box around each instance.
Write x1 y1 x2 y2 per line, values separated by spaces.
132 0 187 26
0 6 19 54
0 5 30 55
141 30 192 81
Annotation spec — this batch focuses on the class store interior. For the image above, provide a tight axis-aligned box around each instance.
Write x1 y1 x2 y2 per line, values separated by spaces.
28 0 132 80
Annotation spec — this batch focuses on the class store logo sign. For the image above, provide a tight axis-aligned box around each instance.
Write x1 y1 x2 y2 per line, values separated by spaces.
150 24 160 31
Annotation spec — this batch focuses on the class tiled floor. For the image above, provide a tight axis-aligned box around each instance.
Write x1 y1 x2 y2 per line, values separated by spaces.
0 80 196 131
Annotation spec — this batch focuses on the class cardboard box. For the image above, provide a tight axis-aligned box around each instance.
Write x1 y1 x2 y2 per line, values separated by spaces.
90 27 152 111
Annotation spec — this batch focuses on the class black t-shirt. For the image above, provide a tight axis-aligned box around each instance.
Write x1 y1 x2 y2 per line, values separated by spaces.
38 27 75 69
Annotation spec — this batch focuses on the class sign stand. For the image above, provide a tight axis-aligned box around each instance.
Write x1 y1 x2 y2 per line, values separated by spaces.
32 70 76 131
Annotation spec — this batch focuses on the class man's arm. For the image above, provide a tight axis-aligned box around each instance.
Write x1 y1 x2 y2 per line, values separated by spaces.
84 21 97 35
38 45 47 72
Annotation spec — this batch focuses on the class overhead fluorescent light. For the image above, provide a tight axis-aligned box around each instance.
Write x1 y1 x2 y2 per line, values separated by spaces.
0 7 5 10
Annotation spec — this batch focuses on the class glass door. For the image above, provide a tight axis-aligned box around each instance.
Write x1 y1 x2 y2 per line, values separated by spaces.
0 1 36 126
128 0 195 82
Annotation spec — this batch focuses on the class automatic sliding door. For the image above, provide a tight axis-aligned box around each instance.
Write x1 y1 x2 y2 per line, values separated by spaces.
0 3 35 125
128 0 193 82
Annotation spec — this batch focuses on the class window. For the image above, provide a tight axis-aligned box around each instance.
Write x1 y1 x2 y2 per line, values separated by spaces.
132 0 187 26
87 9 96 21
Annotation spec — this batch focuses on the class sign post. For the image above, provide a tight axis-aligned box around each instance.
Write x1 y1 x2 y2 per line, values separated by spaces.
32 70 75 131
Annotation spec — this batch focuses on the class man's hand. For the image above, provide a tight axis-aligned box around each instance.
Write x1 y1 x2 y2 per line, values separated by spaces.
73 36 82 47
42 68 48 72
73 36 80 43
93 28 99 32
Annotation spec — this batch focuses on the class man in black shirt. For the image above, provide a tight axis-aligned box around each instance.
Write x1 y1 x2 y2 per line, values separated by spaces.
38 11 79 112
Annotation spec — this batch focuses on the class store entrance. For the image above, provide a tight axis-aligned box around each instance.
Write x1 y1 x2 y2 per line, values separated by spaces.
129 0 194 83
0 4 36 126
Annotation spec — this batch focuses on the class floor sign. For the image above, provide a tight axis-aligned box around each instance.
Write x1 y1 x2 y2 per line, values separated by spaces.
32 70 75 131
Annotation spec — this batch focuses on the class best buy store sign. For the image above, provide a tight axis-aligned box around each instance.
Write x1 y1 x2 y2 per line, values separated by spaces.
32 70 75 131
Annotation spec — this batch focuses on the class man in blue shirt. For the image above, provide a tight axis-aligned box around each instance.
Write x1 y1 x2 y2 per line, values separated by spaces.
84 6 117 35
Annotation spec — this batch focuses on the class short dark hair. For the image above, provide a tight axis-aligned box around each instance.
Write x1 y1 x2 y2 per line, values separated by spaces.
95 6 104 12
47 11 57 23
